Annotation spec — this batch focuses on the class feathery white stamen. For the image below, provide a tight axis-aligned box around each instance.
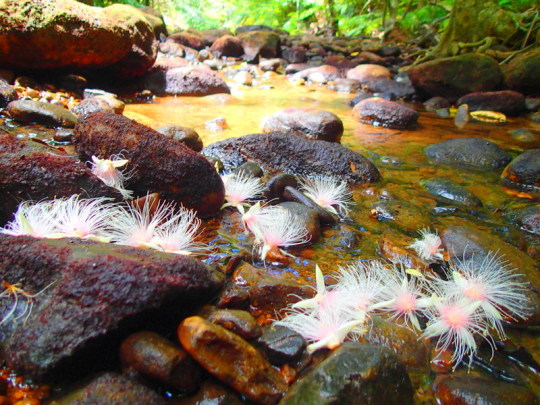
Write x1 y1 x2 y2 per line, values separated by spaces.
409 228 444 261
151 207 206 255
0 200 58 238
300 175 352 217
90 154 133 199
221 172 264 209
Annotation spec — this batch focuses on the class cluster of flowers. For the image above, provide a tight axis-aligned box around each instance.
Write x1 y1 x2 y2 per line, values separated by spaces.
276 232 531 369
0 195 205 256
220 171 352 260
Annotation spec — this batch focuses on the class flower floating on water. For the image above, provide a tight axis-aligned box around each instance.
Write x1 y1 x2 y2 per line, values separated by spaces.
408 228 444 261
221 172 264 211
251 206 310 260
0 200 58 238
299 175 352 217
90 154 133 199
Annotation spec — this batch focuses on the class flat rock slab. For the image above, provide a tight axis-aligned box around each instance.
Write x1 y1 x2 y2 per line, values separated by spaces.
178 316 287 405
0 131 121 225
0 235 224 379
73 112 225 216
203 132 381 184
7 99 78 128
457 90 526 116
280 343 414 405
424 137 511 172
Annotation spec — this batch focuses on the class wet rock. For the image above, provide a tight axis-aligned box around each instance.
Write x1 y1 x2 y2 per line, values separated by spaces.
205 117 228 131
262 108 343 142
290 65 340 83
259 58 283 72
54 372 166 405
210 35 244 58
421 177 483 207
366 317 431 371
231 262 313 312
508 128 538 143
285 62 319 75
175 379 243 405
433 374 538 405
71 95 125 118
178 316 287 405
0 79 17 108
379 45 401 57
424 138 512 172
203 132 381 184
235 161 263 178
144 65 230 97
233 70 253 85
501 149 540 194
157 125 203 152
7 100 78 128
370 199 431 233
363 78 417 101
504 47 540 95
74 112 225 216
424 96 450 112
280 343 414 405
346 64 392 84
282 46 307 64
348 91 373 107
406 54 502 101
526 97 540 112
53 128 74 144
454 104 470 129
239 31 281 62
0 132 121 225
120 331 202 391
104 4 158 79
0 235 224 378
279 201 321 244
324 55 358 69
441 225 540 325
457 90 526 116
158 40 186 57
507 204 540 236
257 325 306 366
282 186 338 225
201 28 233 45
352 97 419 129
168 31 205 50
327 78 362 94
207 309 262 340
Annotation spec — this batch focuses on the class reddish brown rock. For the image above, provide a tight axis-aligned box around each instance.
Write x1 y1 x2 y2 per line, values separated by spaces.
239 30 281 62
71 95 125 118
0 79 17 108
7 100 78 127
120 331 202 391
262 107 344 142
0 132 121 225
178 316 287 405
210 35 244 58
346 64 392 84
168 31 205 50
457 90 526 116
73 112 225 216
282 46 307 63
207 309 262 340
406 54 502 101
352 97 419 129
0 235 224 379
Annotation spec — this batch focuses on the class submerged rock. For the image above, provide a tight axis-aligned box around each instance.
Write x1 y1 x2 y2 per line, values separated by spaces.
406 54 502 101
0 132 121 225
424 138 512 172
421 177 483 207
352 97 419 129
280 343 414 405
501 149 540 195
262 108 344 142
507 204 540 236
7 100 78 128
0 235 224 379
71 95 125 118
178 316 287 405
457 90 526 116
74 112 225 216
203 132 381 184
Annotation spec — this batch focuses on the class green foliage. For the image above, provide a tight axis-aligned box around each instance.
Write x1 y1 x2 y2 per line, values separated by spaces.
498 0 538 12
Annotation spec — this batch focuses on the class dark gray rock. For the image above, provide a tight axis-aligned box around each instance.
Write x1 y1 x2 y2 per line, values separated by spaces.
501 149 540 194
424 138 512 171
352 97 419 129
239 30 281 62
280 343 414 405
507 204 540 236
207 309 262 340
0 235 224 379
157 125 203 152
203 132 380 184
424 96 450 111
422 177 483 207
7 99 78 127
257 325 306 366
282 46 307 64
457 90 526 116
144 66 230 96
363 78 416 101
0 79 17 108
262 108 343 142
279 201 321 244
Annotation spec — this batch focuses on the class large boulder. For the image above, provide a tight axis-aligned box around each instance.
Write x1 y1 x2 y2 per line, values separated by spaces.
203 132 381 184
0 131 121 225
504 48 540 95
0 235 224 379
210 35 244 58
239 30 281 61
0 0 157 78
73 112 225 216
168 31 205 50
406 54 502 101
457 90 526 116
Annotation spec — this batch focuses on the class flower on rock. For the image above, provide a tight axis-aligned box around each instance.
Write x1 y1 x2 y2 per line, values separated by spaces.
90 154 133 199
151 207 206 255
300 175 353 217
409 228 444 261
221 172 264 210
0 200 58 238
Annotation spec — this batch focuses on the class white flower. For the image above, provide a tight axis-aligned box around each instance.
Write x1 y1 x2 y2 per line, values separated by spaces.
90 154 133 199
300 175 352 217
0 200 58 238
221 172 264 210
151 207 206 255
409 228 444 261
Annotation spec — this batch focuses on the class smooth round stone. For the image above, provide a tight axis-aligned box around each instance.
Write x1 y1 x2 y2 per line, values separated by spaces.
352 97 419 129
346 64 392 84
207 309 262 340
422 177 483 207
257 325 306 366
157 125 203 151
7 99 78 128
457 90 526 116
501 149 540 193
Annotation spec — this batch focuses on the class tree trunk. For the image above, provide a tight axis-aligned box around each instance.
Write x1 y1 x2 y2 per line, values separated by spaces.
323 0 338 35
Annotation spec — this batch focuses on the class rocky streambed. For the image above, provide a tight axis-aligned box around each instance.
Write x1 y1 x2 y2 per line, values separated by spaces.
0 1 539 404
